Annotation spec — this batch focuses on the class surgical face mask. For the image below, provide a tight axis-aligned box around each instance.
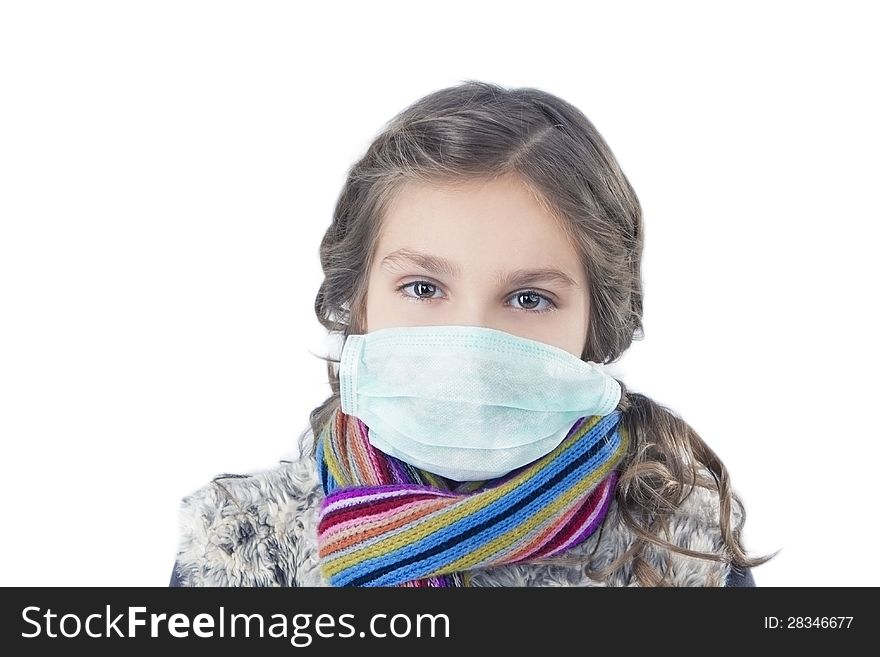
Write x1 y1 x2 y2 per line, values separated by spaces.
338 324 622 481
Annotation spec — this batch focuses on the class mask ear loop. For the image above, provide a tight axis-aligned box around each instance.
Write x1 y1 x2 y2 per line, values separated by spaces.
338 333 364 416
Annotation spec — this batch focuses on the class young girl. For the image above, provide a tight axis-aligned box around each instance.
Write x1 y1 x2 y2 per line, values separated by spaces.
170 80 774 587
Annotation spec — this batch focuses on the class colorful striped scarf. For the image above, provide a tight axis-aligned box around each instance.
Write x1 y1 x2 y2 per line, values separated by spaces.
315 406 629 587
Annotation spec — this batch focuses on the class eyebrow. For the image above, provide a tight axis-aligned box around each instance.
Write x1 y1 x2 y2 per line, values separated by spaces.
380 248 579 289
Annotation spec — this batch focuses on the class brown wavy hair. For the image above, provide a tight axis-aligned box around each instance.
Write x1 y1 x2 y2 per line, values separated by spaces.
298 80 777 586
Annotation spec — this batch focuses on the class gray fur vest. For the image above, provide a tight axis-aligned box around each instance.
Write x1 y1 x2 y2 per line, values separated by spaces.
173 442 743 587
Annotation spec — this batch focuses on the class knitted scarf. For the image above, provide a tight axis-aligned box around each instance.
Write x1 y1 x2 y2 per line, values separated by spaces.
315 406 629 587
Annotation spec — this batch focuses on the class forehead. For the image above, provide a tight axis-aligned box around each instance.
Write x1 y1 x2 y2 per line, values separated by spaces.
376 175 584 278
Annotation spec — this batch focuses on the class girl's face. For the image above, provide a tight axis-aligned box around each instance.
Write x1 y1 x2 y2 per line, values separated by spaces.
364 173 590 358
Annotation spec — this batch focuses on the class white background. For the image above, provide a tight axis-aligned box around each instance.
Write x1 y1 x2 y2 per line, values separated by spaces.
1 1 877 587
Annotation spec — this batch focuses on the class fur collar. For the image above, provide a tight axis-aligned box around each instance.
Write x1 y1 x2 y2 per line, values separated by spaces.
174 448 741 587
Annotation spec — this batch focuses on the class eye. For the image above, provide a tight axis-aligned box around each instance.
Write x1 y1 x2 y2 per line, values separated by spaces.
507 291 556 314
396 281 444 301
395 281 557 315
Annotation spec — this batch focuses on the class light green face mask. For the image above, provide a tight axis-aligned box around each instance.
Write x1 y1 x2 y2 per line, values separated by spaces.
339 324 622 481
